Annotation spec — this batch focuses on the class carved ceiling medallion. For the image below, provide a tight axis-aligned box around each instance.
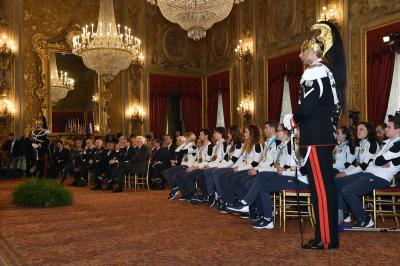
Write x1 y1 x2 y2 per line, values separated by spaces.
162 26 189 64
211 24 229 59
272 0 297 40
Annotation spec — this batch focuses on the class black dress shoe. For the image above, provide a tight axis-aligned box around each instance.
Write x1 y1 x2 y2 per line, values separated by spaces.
302 239 338 250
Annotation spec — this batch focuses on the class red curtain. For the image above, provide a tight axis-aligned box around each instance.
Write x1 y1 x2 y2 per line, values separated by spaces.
286 53 303 113
367 22 399 126
207 71 230 129
149 94 167 138
268 51 302 120
181 96 202 134
149 74 202 137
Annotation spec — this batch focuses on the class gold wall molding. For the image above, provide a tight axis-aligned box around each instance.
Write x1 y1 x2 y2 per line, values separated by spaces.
0 0 7 26
22 0 99 135
0 0 14 141
349 0 400 121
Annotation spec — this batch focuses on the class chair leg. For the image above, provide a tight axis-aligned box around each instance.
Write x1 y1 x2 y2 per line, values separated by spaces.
87 172 91 186
392 196 399 226
378 196 385 223
373 190 377 228
283 191 286 232
307 195 314 230
134 174 137 192
273 193 276 224
362 195 366 209
279 192 282 227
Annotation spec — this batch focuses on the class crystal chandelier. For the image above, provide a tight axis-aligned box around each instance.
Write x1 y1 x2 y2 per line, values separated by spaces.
147 0 245 41
50 54 75 105
51 71 75 105
72 0 143 83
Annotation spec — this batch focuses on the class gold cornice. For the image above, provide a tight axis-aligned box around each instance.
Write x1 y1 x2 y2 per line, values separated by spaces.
265 46 301 61
146 70 205 79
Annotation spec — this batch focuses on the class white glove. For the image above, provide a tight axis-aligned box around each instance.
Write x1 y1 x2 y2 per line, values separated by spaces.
32 143 39 149
283 114 294 130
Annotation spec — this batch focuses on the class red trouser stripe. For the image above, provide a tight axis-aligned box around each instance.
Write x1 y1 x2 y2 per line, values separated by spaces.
310 147 331 246
309 147 326 247
309 146 331 249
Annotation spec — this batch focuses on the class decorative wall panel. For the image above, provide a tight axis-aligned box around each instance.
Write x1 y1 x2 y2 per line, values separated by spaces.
349 0 400 120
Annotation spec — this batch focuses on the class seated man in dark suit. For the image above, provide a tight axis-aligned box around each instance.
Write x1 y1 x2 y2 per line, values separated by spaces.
60 139 83 184
150 136 176 189
150 139 166 188
2 133 16 168
113 136 150 192
53 140 70 179
93 140 118 189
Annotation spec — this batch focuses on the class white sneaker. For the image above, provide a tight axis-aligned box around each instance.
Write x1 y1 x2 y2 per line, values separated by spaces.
344 215 352 223
252 217 274 229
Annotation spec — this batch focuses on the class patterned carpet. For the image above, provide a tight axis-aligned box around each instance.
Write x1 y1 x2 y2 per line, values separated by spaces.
0 179 399 265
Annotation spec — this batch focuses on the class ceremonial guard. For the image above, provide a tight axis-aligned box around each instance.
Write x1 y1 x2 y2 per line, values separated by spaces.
31 120 51 178
283 21 346 249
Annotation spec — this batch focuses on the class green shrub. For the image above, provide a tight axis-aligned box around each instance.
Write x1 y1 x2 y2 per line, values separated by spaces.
12 178 73 207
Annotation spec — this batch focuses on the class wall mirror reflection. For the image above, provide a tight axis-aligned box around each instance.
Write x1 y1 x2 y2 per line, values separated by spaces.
50 53 98 134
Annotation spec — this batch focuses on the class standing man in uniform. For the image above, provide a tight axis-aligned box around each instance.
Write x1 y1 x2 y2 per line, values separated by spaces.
31 120 51 178
284 21 346 249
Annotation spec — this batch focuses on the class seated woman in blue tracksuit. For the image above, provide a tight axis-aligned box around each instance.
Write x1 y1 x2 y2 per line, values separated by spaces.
227 124 309 229
163 132 198 200
336 122 379 177
217 125 263 211
335 122 379 223
333 126 355 174
335 116 400 228
203 126 244 211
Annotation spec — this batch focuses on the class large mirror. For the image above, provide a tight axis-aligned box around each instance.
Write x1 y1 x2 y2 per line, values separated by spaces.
50 53 98 133
32 32 105 135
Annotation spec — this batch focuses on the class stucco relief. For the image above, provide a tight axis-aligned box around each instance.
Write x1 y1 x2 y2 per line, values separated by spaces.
146 8 205 75
206 12 236 73
163 26 189 64
259 0 315 56
211 24 229 59
272 0 297 40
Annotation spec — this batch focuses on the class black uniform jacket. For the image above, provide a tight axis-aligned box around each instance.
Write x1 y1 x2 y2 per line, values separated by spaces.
293 62 336 146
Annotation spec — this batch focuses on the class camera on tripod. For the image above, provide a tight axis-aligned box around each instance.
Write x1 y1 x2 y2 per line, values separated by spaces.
383 31 400 53
388 109 400 120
